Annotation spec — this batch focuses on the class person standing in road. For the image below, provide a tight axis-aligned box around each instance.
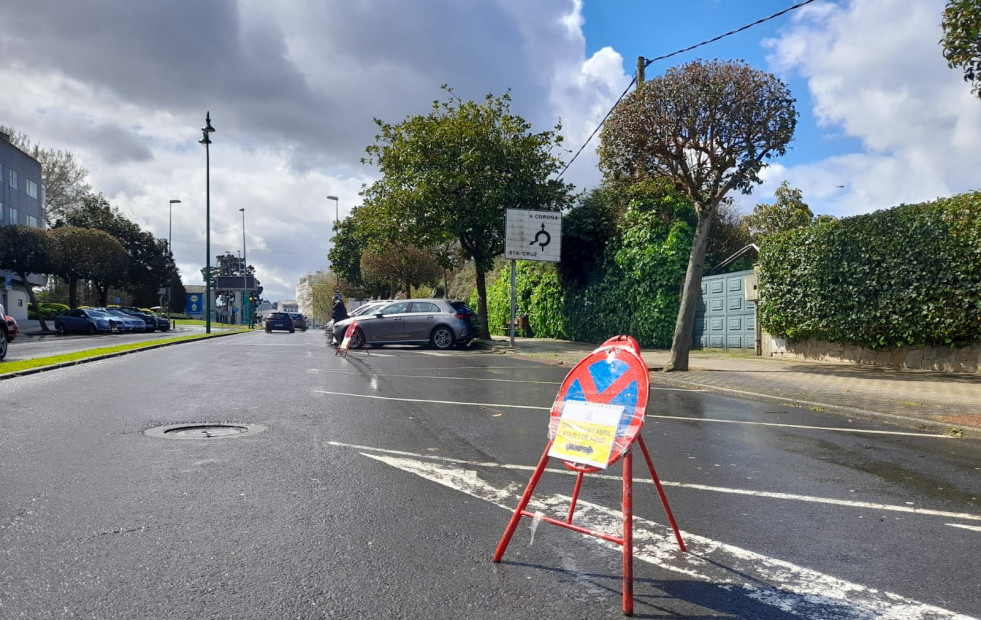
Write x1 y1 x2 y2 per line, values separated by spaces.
332 294 348 323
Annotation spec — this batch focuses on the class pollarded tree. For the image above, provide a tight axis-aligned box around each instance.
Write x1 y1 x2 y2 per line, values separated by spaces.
0 225 59 331
743 181 814 241
362 87 574 339
600 59 797 370
62 194 177 305
49 226 128 308
941 0 981 99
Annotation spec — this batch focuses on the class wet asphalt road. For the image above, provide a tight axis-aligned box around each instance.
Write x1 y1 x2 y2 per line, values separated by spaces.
1 330 979 619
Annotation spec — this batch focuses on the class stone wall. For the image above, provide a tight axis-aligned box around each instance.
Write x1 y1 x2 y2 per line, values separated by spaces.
763 336 981 374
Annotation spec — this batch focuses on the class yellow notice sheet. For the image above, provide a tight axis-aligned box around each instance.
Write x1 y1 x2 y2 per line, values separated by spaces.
548 400 623 469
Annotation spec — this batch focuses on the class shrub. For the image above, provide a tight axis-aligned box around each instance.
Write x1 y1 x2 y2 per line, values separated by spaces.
759 191 981 348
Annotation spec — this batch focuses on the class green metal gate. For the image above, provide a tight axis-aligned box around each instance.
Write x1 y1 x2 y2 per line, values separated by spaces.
693 269 756 350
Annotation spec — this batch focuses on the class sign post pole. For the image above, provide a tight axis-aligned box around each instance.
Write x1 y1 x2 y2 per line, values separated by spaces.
509 259 517 347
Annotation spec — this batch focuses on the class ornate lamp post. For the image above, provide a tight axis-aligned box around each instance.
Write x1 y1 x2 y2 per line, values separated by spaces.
199 112 215 333
239 207 249 328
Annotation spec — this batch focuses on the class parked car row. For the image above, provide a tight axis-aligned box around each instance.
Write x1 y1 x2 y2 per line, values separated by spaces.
53 307 171 335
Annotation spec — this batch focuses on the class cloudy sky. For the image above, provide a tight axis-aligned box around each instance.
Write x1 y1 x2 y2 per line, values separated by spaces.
1 0 977 303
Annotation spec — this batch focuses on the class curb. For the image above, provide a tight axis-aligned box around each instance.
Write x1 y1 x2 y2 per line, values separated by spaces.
487 343 981 440
0 330 244 381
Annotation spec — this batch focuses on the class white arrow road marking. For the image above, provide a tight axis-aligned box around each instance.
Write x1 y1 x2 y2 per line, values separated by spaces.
359 451 975 619
327 442 981 523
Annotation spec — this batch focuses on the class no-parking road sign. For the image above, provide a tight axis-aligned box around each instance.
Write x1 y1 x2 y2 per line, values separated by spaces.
547 339 648 469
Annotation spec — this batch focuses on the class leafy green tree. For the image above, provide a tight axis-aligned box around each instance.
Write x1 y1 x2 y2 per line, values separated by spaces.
559 187 624 288
361 86 574 338
49 227 128 308
743 181 814 241
0 225 59 331
1 126 92 224
61 194 177 304
200 252 261 310
941 0 981 98
600 59 796 370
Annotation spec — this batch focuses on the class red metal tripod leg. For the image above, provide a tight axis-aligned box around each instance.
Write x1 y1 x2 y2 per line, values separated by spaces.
566 472 584 524
622 448 634 616
638 435 685 552
493 441 553 562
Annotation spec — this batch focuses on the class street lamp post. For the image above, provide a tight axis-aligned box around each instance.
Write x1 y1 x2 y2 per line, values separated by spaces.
168 199 181 328
239 207 249 328
199 112 215 333
327 195 339 284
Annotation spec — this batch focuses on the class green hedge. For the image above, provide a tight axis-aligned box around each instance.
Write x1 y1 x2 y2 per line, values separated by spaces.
482 203 690 348
28 302 70 320
758 191 981 348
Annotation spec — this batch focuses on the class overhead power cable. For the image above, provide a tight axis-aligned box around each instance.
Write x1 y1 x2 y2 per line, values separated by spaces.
556 0 818 181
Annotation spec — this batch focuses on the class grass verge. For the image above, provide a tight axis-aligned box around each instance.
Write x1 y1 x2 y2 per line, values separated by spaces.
0 330 245 376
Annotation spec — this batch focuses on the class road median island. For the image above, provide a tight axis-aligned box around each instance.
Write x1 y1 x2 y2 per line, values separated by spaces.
0 329 247 380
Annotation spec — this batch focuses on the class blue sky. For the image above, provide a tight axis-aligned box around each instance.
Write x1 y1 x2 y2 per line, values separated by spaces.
1 0 977 302
580 0 864 164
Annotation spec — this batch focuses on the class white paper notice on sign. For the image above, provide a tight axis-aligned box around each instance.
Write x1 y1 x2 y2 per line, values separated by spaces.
547 400 623 469
505 209 561 263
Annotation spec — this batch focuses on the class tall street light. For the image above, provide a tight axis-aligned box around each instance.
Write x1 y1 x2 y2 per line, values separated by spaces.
168 199 181 327
239 207 249 328
327 195 338 284
199 112 215 333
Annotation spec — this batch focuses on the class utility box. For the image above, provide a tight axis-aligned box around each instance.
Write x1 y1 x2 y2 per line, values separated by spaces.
744 274 759 301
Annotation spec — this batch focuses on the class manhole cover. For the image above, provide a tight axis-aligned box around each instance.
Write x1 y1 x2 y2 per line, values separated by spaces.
145 423 265 439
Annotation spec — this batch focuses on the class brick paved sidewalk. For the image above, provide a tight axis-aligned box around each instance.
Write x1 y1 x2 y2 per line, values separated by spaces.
487 336 981 439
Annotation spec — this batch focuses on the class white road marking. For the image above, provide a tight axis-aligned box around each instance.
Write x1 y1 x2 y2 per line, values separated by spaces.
314 390 546 410
326 442 981 523
359 450 974 619
315 391 951 438
646 414 953 438
313 370 559 385
946 523 981 532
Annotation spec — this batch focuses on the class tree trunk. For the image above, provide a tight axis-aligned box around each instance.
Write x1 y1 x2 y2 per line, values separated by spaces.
666 207 717 371
68 277 78 309
475 266 490 340
16 271 49 331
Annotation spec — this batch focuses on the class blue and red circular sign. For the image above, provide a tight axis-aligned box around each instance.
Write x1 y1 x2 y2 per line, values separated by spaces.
548 336 648 470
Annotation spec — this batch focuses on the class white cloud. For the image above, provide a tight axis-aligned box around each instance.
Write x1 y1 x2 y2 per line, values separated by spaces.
0 0 623 301
749 0 981 217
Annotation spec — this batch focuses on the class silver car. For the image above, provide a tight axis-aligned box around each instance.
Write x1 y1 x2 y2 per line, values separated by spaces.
331 298 477 350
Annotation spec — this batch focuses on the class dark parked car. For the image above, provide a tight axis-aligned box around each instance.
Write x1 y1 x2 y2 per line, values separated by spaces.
114 307 169 332
265 312 295 333
53 308 115 335
289 312 307 331
330 298 477 350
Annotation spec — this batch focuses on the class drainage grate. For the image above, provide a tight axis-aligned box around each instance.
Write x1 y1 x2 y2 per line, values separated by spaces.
145 423 265 439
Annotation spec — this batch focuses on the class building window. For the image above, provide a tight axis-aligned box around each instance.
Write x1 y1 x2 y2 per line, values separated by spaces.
8 169 17 189
27 214 40 227
26 179 38 199
9 206 18 224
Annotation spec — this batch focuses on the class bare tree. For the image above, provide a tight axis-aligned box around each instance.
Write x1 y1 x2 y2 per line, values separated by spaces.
0 126 91 224
360 244 441 299
600 59 797 370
